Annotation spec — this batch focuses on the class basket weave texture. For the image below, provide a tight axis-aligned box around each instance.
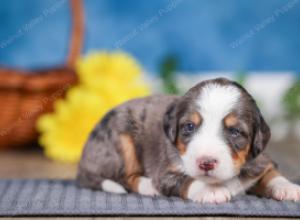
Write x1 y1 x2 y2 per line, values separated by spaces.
0 0 83 149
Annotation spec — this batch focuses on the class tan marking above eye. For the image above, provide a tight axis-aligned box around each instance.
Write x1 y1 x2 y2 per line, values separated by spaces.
189 112 202 126
224 113 238 127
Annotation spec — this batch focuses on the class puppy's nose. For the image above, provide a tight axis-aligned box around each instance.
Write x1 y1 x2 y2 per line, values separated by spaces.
197 157 218 171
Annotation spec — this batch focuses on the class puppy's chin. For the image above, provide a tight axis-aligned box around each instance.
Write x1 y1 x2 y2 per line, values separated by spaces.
197 175 222 184
194 169 239 185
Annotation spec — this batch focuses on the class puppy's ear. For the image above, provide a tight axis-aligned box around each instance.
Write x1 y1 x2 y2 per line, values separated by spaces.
251 107 271 158
163 101 178 143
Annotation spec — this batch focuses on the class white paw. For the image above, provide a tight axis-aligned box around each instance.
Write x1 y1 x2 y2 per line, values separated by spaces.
266 176 300 202
195 185 231 204
188 181 231 204
101 179 127 194
138 177 160 197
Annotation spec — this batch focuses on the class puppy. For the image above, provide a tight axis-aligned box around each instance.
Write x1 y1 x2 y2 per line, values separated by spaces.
77 78 300 203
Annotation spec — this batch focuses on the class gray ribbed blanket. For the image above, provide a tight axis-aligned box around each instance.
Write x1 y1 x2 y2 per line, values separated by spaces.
0 179 299 217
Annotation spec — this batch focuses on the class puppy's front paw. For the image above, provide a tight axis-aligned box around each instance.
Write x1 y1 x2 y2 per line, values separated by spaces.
196 185 231 204
188 181 231 204
266 177 300 202
138 177 160 197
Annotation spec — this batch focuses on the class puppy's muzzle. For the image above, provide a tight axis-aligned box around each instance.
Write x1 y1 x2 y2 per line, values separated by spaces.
197 157 218 172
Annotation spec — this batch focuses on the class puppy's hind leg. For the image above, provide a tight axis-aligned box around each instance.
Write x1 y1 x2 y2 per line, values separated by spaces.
77 170 127 194
119 134 159 196
77 109 132 194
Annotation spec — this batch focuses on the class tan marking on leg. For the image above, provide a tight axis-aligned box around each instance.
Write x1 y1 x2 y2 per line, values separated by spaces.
164 165 194 199
253 167 281 196
259 169 281 187
224 113 238 127
119 134 142 192
250 167 281 196
126 175 140 192
180 178 195 199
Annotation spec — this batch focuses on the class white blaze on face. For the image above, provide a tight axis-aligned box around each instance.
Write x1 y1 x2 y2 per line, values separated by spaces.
181 83 241 181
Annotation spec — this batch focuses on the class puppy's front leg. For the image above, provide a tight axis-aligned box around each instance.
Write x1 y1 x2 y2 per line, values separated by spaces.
252 168 300 201
225 163 300 202
153 170 231 203
119 134 160 196
188 181 231 203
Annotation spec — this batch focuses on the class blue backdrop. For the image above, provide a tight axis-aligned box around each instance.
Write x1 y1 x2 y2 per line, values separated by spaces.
0 0 299 74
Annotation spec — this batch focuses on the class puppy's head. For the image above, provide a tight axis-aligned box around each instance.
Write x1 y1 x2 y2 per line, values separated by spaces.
164 78 270 183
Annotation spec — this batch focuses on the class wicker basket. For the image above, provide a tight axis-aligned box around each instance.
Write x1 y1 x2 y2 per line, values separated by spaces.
0 0 84 149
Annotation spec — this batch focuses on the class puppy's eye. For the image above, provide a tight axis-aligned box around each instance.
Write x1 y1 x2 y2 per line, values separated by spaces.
228 127 241 137
182 122 196 135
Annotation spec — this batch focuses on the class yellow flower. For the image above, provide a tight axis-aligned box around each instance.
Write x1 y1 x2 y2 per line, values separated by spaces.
37 51 151 163
77 51 142 90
